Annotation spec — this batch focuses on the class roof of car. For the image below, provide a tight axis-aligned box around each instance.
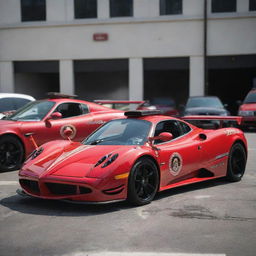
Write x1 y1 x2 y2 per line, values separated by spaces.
0 93 35 100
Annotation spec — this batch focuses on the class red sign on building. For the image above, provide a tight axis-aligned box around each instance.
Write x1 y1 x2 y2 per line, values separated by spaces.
93 33 108 41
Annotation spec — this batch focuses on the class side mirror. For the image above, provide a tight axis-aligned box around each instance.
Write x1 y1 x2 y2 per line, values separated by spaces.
149 132 173 143
47 112 62 121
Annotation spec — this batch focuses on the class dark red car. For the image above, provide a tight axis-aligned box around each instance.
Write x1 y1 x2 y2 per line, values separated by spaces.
0 95 123 172
238 89 256 129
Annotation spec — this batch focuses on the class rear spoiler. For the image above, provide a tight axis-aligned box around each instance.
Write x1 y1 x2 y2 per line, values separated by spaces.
182 115 242 128
94 100 145 105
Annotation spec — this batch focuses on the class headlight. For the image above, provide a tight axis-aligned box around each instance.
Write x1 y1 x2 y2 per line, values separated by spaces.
239 110 254 116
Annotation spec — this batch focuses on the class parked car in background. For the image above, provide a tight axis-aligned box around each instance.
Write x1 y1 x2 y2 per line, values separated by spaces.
0 93 123 172
183 96 230 129
183 96 229 116
0 93 35 119
94 100 145 111
138 97 179 116
238 89 256 129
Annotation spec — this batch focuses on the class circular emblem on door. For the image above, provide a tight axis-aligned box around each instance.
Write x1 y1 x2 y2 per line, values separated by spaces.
60 124 77 139
169 152 182 176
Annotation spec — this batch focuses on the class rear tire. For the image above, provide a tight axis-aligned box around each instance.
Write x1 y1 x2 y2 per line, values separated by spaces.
128 158 159 206
0 135 24 172
226 143 246 182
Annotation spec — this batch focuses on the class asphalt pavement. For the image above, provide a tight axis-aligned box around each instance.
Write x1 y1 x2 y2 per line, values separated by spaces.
0 133 256 256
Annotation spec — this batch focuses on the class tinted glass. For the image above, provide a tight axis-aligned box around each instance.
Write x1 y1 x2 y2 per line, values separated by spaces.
0 98 31 112
154 120 182 142
81 103 89 114
7 101 55 121
160 0 182 15
212 0 236 13
13 98 31 109
249 0 256 11
0 98 15 112
110 0 133 17
21 0 46 21
84 119 151 145
244 92 256 103
74 0 97 19
54 103 83 118
186 97 224 109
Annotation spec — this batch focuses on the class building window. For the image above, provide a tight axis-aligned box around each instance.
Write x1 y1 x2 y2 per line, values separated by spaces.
74 0 97 19
249 0 256 11
211 0 236 13
110 0 133 17
160 0 182 15
21 0 46 21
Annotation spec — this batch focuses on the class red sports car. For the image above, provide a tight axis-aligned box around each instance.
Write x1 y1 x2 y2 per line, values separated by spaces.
0 94 123 172
18 110 247 206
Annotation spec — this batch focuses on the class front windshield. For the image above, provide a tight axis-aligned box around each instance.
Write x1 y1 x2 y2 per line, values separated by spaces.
6 101 55 121
83 119 152 146
186 97 224 109
244 92 256 103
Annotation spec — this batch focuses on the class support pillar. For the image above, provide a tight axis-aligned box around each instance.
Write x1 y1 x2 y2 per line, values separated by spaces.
59 60 74 95
129 58 143 100
0 61 14 93
189 56 204 96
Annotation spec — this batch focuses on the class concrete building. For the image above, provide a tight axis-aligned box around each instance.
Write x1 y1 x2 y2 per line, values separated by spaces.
0 0 256 114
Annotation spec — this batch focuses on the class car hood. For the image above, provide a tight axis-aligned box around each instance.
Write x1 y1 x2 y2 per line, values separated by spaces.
240 103 256 111
24 143 138 178
185 107 227 115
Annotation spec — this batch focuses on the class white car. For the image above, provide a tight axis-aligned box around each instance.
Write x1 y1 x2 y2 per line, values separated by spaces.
0 93 35 119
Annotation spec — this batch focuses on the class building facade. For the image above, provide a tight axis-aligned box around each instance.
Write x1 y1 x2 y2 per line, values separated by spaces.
0 0 256 113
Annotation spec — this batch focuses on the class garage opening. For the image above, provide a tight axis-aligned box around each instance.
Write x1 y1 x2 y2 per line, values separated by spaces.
208 55 256 115
14 61 59 100
74 59 128 101
144 57 189 108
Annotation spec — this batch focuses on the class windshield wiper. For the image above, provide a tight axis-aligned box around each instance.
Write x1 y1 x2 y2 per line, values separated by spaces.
88 137 113 145
89 139 105 145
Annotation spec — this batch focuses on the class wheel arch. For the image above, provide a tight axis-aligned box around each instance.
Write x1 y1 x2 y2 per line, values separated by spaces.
133 154 161 190
233 139 248 158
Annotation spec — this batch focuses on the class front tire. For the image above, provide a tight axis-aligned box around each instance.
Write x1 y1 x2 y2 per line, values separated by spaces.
226 143 246 182
128 158 159 206
0 135 24 172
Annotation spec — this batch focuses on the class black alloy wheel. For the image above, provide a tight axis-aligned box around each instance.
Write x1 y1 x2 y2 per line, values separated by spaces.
0 135 24 172
128 158 159 206
226 143 247 182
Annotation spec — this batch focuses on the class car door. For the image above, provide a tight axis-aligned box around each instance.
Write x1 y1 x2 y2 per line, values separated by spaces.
153 120 204 188
21 102 95 147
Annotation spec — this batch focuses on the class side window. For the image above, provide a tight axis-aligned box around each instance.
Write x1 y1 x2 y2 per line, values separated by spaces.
55 103 83 118
154 120 182 144
80 103 89 114
178 121 191 134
